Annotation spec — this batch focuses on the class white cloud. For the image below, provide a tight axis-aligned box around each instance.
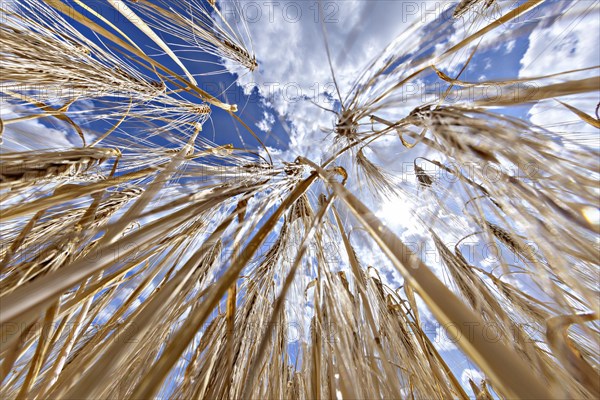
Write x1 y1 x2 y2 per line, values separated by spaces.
519 2 600 147
219 0 453 162
461 368 484 389
1 103 75 151
505 39 516 54
256 110 275 132
433 324 458 352
519 2 599 78
432 1 520 75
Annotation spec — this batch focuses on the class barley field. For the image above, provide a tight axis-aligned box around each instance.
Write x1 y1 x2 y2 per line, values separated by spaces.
0 0 599 399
